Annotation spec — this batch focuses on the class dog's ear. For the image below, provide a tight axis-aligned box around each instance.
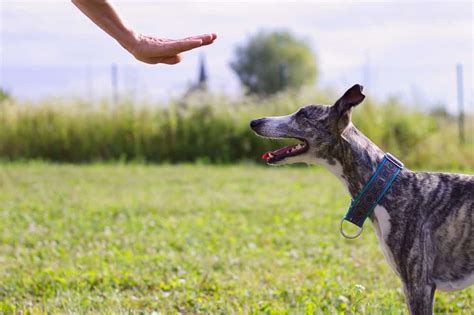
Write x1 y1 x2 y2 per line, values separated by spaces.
333 84 365 133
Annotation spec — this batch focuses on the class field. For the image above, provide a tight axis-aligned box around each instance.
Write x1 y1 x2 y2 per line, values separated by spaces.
0 163 472 314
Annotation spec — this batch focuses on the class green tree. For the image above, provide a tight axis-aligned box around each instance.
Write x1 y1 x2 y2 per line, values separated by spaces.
230 30 317 96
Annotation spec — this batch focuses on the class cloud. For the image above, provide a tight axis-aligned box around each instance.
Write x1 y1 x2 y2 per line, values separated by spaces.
0 0 472 111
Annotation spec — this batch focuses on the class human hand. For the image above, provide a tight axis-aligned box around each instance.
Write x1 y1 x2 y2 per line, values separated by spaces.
125 32 217 65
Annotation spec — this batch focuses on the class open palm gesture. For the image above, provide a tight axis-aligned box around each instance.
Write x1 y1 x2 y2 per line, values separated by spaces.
129 33 217 65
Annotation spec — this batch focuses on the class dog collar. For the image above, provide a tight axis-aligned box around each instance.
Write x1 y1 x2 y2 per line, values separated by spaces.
340 153 404 239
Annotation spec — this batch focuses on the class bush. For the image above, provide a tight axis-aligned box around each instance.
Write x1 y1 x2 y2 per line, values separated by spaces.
0 92 472 170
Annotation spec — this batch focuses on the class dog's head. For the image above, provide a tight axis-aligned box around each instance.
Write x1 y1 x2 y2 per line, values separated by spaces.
250 84 365 165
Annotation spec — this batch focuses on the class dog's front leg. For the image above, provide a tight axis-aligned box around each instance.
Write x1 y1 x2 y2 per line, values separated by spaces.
401 230 437 315
402 282 436 315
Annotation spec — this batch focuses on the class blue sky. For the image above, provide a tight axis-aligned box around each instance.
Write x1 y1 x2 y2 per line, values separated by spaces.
0 0 472 112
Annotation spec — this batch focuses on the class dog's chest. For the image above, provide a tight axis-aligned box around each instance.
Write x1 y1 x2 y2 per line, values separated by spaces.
372 205 399 275
436 273 474 291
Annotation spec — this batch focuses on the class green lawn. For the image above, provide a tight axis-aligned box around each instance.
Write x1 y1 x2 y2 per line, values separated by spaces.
0 164 472 314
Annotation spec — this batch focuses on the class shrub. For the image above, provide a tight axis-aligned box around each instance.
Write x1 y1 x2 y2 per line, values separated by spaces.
0 91 472 170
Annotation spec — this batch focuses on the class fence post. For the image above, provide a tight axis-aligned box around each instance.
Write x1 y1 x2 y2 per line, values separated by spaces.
111 63 118 106
456 64 465 144
363 51 371 90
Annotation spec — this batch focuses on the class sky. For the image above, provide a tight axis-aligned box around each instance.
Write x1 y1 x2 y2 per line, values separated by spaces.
0 0 472 113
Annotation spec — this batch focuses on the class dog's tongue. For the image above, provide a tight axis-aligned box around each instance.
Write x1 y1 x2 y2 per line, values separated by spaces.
261 145 295 161
261 152 271 160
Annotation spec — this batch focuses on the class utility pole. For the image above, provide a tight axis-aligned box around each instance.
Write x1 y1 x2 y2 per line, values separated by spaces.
86 65 93 105
456 64 465 144
278 62 288 91
111 63 118 105
363 51 371 91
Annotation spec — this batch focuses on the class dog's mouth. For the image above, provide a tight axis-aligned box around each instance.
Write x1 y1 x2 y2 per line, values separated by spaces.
261 139 309 164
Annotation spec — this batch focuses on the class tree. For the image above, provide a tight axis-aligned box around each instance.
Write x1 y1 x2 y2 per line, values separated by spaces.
230 30 317 96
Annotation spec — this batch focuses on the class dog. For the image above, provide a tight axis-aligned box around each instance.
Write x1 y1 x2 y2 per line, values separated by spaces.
250 84 473 315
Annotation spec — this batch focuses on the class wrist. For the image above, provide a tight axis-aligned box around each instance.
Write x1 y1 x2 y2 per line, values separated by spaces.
117 27 139 53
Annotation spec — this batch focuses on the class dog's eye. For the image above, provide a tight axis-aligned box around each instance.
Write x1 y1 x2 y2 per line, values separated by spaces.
296 109 308 119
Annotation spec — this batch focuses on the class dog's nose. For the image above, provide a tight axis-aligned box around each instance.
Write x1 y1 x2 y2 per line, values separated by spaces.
250 118 265 129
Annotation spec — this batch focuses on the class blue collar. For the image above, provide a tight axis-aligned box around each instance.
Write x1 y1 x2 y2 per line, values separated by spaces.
340 153 404 239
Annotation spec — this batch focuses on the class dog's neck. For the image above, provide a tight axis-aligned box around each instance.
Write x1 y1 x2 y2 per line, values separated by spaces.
330 124 385 198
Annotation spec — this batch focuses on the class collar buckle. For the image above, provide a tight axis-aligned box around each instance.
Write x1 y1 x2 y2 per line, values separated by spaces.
385 152 404 169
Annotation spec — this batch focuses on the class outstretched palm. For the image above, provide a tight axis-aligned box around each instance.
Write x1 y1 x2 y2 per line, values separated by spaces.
129 33 217 65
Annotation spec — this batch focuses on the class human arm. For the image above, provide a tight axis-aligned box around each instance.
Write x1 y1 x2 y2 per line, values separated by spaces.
71 0 216 64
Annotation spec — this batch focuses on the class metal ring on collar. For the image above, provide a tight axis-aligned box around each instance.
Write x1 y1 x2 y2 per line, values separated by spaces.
339 218 364 239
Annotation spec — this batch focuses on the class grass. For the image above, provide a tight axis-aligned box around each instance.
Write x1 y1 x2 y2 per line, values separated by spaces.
0 163 472 314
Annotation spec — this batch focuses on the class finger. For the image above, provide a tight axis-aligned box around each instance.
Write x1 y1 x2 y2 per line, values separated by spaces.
201 33 217 46
163 39 203 54
185 33 217 45
201 38 216 46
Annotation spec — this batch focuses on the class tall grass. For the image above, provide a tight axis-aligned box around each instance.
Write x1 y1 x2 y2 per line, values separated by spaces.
0 91 472 169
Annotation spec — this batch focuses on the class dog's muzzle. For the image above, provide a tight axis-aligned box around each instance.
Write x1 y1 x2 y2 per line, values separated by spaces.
250 118 266 130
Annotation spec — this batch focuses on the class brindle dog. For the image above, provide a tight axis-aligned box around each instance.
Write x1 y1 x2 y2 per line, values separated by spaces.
250 84 473 315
